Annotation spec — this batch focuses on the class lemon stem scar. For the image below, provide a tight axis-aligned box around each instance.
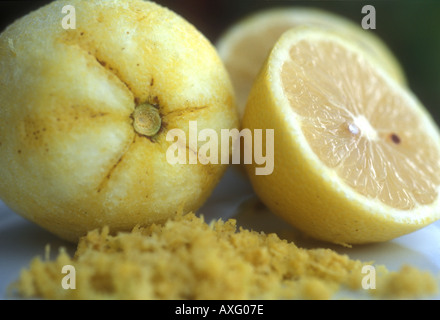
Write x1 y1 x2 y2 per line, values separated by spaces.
133 103 161 137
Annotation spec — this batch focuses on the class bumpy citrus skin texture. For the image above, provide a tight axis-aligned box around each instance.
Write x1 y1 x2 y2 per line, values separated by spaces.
242 29 440 245
0 0 238 242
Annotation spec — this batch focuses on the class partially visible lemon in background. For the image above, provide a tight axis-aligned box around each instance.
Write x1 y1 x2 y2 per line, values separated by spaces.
0 0 238 242
217 7 406 118
242 27 440 245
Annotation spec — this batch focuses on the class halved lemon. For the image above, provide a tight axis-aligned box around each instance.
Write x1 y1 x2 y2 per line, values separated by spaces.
242 28 440 245
217 7 406 118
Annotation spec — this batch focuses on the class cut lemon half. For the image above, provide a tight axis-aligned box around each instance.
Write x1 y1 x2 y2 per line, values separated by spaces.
242 28 440 245
217 7 406 119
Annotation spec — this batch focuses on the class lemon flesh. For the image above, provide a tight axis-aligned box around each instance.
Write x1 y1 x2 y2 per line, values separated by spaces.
0 0 238 242
243 28 440 245
217 7 406 118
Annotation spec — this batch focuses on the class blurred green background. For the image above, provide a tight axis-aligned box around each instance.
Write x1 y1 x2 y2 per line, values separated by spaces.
1 0 440 124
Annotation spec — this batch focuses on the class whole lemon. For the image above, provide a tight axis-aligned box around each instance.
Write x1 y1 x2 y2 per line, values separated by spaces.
0 0 238 242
